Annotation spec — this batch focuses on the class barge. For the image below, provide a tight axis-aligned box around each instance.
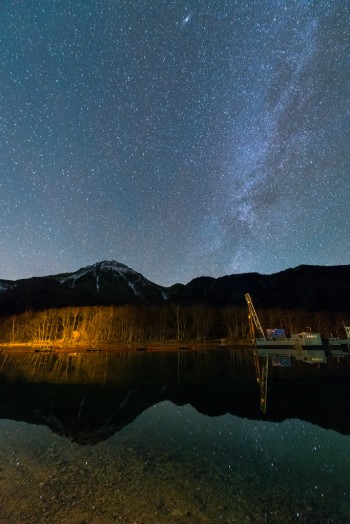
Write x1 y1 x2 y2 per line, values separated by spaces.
244 293 350 412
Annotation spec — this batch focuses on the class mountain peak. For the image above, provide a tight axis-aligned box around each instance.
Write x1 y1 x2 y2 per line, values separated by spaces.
53 259 168 305
91 260 129 269
58 260 140 286
85 260 137 274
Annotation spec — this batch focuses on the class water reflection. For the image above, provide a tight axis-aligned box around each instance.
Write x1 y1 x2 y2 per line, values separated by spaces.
1 402 350 523
0 350 350 522
0 348 253 384
1 350 350 440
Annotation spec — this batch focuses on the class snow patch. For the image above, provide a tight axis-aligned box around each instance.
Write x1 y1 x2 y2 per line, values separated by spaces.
161 291 169 300
128 281 141 297
92 260 139 276
60 267 91 286
0 282 12 293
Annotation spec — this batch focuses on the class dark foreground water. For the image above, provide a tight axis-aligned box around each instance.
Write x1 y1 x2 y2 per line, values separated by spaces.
0 349 350 523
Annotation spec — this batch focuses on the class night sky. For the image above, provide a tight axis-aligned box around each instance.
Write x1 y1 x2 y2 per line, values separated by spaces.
1 1 349 286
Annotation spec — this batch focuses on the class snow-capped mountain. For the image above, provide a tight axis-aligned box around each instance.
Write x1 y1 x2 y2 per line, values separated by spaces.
56 260 168 302
0 260 170 315
59 261 140 286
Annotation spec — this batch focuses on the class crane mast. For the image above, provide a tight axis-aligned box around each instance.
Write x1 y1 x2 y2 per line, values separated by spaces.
244 293 266 340
244 293 268 413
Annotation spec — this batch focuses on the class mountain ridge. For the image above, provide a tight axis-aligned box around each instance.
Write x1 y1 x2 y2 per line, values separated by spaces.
0 260 349 315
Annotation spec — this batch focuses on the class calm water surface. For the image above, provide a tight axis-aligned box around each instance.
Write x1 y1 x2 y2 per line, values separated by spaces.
0 349 349 523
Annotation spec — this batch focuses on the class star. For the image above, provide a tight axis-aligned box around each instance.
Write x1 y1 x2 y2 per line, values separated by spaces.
181 14 192 28
0 1 348 285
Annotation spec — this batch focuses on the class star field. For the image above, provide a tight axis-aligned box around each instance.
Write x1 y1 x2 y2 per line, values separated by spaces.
1 1 349 286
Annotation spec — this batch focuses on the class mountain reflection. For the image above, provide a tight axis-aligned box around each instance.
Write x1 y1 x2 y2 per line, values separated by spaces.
0 349 350 444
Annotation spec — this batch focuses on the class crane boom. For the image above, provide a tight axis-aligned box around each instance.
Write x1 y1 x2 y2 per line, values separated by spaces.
245 293 268 413
244 293 266 340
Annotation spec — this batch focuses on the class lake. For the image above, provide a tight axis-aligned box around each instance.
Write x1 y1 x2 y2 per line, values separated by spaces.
0 349 349 523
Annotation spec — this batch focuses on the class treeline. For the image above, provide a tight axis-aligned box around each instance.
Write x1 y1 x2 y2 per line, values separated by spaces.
0 304 346 345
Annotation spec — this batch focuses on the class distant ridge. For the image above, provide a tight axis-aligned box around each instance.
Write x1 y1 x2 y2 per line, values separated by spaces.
0 261 349 315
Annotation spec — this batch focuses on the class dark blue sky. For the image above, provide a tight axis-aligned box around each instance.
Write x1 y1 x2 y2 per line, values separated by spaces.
1 1 349 286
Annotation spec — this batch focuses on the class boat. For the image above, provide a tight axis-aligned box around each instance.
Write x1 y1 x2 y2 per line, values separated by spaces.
245 293 329 363
244 292 350 412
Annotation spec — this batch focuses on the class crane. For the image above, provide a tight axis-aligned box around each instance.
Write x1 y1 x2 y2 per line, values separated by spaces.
244 293 266 341
244 293 268 413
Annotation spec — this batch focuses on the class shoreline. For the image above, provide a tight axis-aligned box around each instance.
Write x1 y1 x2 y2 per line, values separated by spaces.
0 340 251 354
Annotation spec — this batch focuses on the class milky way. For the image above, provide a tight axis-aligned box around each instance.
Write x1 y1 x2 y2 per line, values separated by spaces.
1 1 349 286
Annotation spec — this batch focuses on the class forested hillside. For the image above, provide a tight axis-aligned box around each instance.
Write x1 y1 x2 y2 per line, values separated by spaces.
0 304 346 345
